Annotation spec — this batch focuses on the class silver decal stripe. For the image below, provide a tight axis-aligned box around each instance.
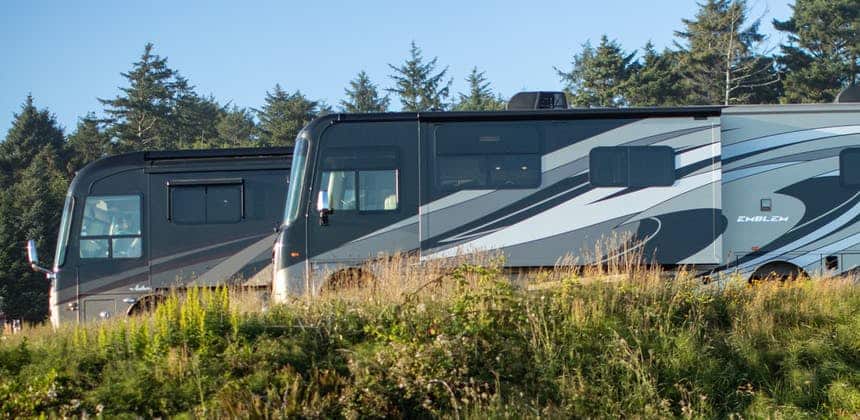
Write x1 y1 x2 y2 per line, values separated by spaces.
723 125 860 159
790 232 860 269
351 216 419 243
429 170 719 258
150 232 267 266
193 233 278 286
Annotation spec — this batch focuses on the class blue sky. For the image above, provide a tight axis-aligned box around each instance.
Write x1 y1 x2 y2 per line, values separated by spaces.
1 0 794 136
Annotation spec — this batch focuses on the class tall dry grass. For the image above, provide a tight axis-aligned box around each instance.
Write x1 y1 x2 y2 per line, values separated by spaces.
0 252 858 418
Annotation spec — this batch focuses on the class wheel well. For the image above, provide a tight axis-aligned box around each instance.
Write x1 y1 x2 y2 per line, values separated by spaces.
321 268 375 293
126 294 166 316
749 261 807 282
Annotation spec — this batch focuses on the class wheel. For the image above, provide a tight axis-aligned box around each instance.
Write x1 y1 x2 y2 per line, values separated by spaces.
321 268 374 293
127 294 165 316
749 262 806 283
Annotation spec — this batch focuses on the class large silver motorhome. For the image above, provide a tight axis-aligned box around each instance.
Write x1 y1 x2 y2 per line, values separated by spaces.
27 148 291 325
272 91 860 301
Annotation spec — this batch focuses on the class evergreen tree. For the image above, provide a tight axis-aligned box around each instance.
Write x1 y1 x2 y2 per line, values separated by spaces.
99 43 181 151
453 67 506 111
341 71 390 113
674 0 780 105
170 81 224 149
215 106 258 148
0 96 68 322
65 113 112 173
624 43 685 106
256 84 320 147
0 95 65 178
387 42 452 111
556 35 637 107
774 0 860 103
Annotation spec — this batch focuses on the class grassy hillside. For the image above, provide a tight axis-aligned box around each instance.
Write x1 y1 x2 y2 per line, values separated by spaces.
1 258 858 418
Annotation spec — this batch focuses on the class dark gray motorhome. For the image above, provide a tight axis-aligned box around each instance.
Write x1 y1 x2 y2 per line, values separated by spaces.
272 96 860 302
28 148 291 325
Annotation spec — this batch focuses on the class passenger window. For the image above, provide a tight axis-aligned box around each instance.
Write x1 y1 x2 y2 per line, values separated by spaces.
318 147 400 212
434 123 542 192
840 148 860 186
320 171 357 210
590 146 675 187
169 183 243 224
359 170 398 211
80 195 142 259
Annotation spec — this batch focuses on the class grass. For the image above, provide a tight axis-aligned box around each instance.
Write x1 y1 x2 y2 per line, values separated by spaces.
1 254 858 418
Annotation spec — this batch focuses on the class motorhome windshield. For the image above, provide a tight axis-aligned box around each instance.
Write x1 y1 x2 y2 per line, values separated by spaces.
283 138 308 225
53 193 74 269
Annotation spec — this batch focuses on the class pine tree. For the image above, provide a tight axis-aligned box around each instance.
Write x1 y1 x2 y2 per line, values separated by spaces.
556 36 637 107
674 0 780 105
99 43 181 151
387 42 452 111
0 95 65 178
0 96 68 322
65 113 112 173
453 67 506 111
215 106 258 148
622 43 684 106
170 79 224 149
256 84 320 147
341 71 390 113
774 0 860 103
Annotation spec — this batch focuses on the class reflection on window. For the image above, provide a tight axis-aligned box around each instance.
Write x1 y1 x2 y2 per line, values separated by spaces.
80 195 142 259
359 170 398 211
320 171 357 210
320 169 398 212
112 238 142 258
437 156 487 190
80 239 109 258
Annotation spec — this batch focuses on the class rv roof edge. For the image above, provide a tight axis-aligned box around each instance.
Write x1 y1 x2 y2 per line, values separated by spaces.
143 147 292 161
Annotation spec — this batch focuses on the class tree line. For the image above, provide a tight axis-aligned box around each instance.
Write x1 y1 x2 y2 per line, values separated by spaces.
1 0 858 322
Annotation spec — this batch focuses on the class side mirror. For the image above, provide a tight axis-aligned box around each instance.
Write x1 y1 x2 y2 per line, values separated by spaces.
317 190 330 212
26 239 52 275
26 239 39 265
317 191 333 226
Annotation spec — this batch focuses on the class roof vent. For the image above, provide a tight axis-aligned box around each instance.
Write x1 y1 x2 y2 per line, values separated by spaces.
507 91 568 110
836 85 860 103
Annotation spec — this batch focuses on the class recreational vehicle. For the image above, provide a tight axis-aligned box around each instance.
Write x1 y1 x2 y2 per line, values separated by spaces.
27 148 291 325
272 90 860 301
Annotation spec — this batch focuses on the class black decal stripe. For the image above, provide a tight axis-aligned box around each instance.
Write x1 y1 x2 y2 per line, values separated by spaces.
422 173 593 249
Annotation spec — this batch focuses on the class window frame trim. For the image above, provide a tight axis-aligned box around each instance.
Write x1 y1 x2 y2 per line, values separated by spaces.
316 147 402 214
166 178 245 224
589 145 676 188
78 193 144 260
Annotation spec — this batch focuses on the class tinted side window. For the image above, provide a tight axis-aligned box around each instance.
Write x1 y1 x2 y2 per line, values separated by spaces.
629 147 675 187
589 147 628 187
589 146 675 187
840 148 860 186
318 147 400 212
434 123 541 191
206 185 242 223
170 183 243 224
171 185 206 223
